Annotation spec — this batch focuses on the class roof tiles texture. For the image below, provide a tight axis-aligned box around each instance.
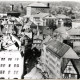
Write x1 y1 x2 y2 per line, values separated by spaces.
45 39 70 58
45 39 78 59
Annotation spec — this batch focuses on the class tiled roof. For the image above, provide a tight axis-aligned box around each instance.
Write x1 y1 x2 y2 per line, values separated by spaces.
45 39 79 59
45 39 70 58
43 14 56 19
27 2 48 8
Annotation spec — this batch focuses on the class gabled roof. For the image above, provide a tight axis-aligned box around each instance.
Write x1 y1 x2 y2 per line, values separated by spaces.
61 59 79 74
45 39 70 58
33 35 43 40
56 14 70 19
32 13 49 18
43 14 56 19
45 39 79 59
72 59 80 74
27 2 48 8
63 48 79 59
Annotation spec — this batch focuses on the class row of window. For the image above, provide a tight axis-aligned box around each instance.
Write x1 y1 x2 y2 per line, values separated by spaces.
49 63 55 70
63 73 77 79
71 35 80 37
0 58 19 61
0 77 18 79
0 70 19 74
0 64 19 67
71 39 80 41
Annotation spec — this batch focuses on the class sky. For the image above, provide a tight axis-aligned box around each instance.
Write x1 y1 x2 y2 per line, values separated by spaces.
0 0 80 2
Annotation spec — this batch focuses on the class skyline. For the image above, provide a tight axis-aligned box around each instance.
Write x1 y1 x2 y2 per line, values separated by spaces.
0 0 80 2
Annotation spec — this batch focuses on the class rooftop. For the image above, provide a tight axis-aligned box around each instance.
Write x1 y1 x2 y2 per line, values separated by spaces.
45 39 79 59
54 26 69 39
72 59 80 74
27 2 48 8
33 35 43 40
56 14 70 19
68 28 80 35
32 13 50 18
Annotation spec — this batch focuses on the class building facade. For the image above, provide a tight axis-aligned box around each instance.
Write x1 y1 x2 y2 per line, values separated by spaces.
40 39 79 79
62 60 78 79
0 34 24 79
68 28 80 47
26 2 49 17
0 50 24 79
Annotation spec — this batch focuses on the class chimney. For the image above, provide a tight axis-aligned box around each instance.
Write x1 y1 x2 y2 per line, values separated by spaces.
10 4 14 11
47 3 50 8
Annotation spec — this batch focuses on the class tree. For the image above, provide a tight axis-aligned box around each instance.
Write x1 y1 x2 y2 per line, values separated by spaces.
46 19 57 31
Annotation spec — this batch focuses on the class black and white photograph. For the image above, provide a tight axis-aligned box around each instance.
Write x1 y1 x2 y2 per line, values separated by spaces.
0 0 80 79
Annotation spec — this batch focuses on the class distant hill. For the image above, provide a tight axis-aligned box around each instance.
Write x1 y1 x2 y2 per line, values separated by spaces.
0 1 80 16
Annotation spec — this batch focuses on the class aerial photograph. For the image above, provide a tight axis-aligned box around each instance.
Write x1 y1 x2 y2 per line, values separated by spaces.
0 0 80 79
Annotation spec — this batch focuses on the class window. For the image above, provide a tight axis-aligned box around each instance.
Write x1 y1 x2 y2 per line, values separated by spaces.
71 74 76 79
68 67 71 71
1 58 5 61
0 71 2 74
8 58 12 61
8 71 10 74
14 64 16 67
14 64 19 67
14 71 18 74
8 64 11 67
49 63 55 69
3 64 5 67
57 64 60 68
0 71 5 74
15 58 19 61
49 58 55 64
3 71 5 74
17 58 19 61
0 64 5 67
64 73 69 79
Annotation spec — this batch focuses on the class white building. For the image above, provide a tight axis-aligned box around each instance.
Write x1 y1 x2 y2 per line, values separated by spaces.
26 2 49 17
0 35 24 79
68 28 80 47
40 39 79 79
